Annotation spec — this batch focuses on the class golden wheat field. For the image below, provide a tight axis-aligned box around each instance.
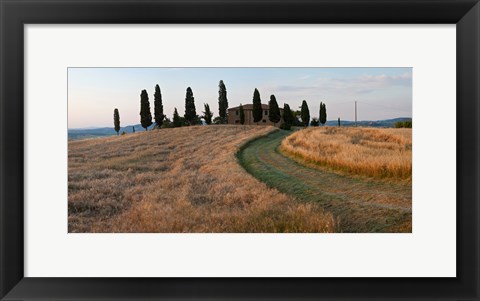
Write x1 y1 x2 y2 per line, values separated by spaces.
68 125 336 233
281 127 412 182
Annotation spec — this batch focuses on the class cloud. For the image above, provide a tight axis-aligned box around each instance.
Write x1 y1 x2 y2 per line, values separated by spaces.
298 75 311 80
355 72 412 87
264 72 412 99
275 85 318 92
318 72 412 95
356 89 376 94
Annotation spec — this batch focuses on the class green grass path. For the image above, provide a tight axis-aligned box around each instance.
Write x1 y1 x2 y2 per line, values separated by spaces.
238 130 412 233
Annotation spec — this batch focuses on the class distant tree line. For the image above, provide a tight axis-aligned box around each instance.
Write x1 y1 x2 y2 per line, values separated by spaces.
395 120 412 128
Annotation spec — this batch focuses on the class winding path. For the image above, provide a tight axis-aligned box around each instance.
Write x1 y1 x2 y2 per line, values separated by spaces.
238 130 412 233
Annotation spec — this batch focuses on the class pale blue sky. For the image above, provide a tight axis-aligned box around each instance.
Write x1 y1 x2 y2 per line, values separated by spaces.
68 67 412 128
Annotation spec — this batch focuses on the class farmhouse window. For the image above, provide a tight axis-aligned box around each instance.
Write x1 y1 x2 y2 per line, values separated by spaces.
236 110 239 115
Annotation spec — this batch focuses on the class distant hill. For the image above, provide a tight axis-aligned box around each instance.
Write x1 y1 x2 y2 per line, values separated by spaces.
68 124 154 140
68 118 412 140
325 117 412 128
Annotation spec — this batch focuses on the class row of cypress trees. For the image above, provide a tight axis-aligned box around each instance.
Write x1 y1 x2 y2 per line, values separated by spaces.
303 101 327 127
247 88 282 126
113 81 328 134
135 81 229 131
299 100 328 127
242 88 327 128
138 85 198 130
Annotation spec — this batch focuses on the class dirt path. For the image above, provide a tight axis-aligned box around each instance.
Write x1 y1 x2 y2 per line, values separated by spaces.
238 130 412 233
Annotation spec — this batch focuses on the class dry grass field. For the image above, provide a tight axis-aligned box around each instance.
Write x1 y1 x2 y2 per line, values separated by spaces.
281 127 412 182
68 125 336 233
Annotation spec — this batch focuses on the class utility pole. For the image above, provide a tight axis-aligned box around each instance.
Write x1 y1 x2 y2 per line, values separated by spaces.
355 101 357 127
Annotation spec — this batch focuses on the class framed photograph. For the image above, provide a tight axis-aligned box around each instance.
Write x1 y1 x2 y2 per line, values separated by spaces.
1 0 479 300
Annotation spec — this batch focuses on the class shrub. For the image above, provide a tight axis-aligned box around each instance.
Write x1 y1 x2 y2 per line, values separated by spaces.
162 118 173 128
395 121 412 128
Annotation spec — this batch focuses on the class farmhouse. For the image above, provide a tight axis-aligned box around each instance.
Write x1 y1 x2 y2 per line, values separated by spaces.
227 104 284 126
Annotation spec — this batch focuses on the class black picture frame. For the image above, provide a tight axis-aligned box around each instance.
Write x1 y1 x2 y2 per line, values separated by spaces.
1 0 479 300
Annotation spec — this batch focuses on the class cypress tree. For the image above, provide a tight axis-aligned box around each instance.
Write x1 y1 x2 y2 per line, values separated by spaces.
283 103 292 126
319 102 327 126
139 89 152 131
203 103 213 125
338 117 341 127
218 80 228 124
113 108 120 135
268 95 281 126
301 100 310 127
252 88 263 125
239 104 245 125
173 107 182 127
154 84 164 128
184 87 197 125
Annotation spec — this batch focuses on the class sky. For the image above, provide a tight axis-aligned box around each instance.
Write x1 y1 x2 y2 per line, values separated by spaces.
68 67 412 128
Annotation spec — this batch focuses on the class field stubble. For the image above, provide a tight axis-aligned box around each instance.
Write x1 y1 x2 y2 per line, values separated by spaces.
68 125 336 232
